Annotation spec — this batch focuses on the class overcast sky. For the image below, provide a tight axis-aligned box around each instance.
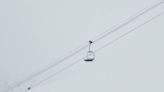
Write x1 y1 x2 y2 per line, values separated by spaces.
0 0 164 92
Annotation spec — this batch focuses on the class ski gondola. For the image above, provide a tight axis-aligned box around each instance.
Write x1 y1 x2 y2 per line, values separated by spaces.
84 41 95 62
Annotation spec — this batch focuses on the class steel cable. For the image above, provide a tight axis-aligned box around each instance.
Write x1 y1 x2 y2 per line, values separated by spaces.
21 10 164 92
6 1 164 92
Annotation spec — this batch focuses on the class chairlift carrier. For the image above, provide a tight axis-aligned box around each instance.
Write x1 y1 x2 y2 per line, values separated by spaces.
84 41 95 62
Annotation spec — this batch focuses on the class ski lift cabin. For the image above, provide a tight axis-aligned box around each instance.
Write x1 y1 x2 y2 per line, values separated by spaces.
84 41 95 62
84 51 95 62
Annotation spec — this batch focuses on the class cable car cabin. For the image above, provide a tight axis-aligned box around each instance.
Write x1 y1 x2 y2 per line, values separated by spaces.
84 51 95 62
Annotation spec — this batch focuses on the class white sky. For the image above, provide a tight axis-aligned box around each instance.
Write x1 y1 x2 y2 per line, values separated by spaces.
0 0 164 92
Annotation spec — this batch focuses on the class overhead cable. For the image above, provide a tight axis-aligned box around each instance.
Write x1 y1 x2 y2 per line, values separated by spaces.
6 1 164 92
22 10 164 92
